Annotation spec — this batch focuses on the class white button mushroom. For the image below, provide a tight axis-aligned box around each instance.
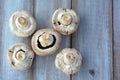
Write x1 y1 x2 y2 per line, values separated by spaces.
9 10 36 37
52 8 79 35
31 28 62 56
55 48 82 74
7 43 35 70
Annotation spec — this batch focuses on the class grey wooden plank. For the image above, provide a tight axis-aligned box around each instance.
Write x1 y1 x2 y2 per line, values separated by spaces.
72 0 113 80
0 1 4 80
33 0 71 80
113 0 120 80
0 0 34 80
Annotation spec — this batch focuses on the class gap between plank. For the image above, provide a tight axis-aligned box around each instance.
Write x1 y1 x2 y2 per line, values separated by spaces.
70 0 73 80
33 0 36 19
111 0 114 80
31 0 36 80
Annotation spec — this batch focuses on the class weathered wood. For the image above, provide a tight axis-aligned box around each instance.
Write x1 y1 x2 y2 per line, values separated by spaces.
33 0 71 80
0 1 4 80
113 0 120 80
0 0 34 80
0 0 116 80
72 0 113 80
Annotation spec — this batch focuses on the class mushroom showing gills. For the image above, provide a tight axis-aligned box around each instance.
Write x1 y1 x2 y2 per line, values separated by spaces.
55 48 82 74
7 43 34 70
9 10 36 37
31 28 62 56
52 8 79 35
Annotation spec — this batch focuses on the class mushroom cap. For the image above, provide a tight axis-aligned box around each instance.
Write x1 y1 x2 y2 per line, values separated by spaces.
52 8 79 35
55 48 82 74
7 43 34 70
9 10 36 37
31 28 62 56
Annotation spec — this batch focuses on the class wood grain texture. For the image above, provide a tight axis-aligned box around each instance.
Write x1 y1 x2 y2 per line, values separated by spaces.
0 1 4 80
0 0 34 80
113 0 120 80
0 0 116 80
33 0 71 80
72 0 113 80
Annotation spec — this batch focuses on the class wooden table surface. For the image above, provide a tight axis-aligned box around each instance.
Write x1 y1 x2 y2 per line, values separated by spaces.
0 0 120 80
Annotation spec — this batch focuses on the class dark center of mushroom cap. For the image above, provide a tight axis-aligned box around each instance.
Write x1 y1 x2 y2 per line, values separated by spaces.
16 17 28 28
37 32 56 49
15 49 26 61
64 53 75 64
61 13 72 26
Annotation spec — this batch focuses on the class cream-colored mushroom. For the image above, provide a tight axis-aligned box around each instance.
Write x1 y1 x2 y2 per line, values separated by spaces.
55 48 82 74
9 10 36 37
31 28 62 56
52 8 79 35
7 43 34 70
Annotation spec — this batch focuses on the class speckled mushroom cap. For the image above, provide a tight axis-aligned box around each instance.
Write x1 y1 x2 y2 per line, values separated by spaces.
7 43 34 70
55 48 82 74
52 8 79 35
9 10 36 37
31 28 62 56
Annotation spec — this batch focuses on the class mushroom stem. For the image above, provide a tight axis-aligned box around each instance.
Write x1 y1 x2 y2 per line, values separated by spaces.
39 33 54 47
61 13 72 26
16 17 28 28
15 51 26 61
64 53 75 64
41 33 50 40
